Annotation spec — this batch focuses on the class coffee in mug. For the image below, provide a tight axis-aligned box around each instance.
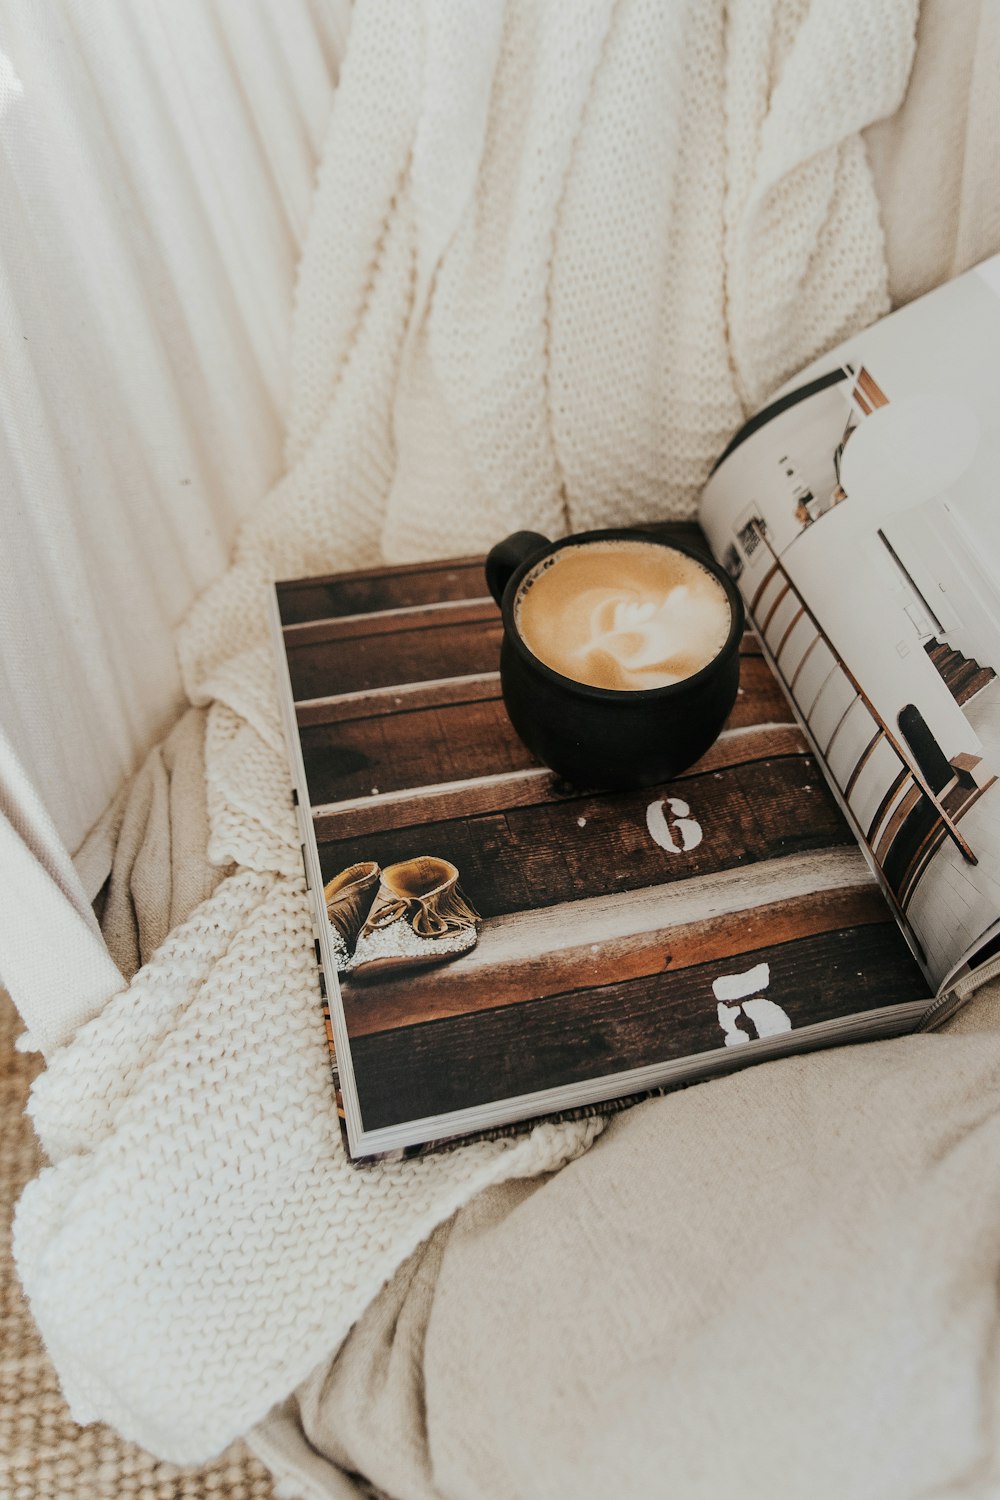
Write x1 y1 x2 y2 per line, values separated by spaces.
514 538 731 692
485 528 744 790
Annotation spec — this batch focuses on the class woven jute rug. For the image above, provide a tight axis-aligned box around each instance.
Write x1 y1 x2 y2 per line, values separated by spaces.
0 991 278 1500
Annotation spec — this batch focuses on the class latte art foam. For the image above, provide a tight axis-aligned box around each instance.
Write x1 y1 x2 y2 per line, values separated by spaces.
515 540 731 691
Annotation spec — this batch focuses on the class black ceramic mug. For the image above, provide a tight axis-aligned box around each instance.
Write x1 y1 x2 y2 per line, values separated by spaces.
485 527 744 789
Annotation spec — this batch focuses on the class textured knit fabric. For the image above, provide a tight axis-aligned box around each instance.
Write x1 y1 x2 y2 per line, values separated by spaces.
0 990 279 1500
14 0 923 1475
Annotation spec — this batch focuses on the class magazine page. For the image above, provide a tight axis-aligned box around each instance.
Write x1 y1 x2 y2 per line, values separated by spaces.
700 258 1000 996
270 535 931 1158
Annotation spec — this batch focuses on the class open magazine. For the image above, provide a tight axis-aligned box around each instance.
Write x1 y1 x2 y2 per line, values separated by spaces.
700 255 1000 1014
271 256 999 1161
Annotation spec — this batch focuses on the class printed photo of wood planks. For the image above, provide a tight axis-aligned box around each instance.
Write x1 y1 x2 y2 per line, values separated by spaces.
276 524 928 1135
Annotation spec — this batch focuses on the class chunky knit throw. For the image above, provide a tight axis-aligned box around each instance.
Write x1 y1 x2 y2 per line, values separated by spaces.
15 0 917 1468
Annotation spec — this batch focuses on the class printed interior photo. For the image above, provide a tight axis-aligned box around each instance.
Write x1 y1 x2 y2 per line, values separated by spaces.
703 269 1000 987
275 539 925 1140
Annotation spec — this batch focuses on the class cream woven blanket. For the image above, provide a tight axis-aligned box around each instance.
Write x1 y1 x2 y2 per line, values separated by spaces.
15 0 918 1467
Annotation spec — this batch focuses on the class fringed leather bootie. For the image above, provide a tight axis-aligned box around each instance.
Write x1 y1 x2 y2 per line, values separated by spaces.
350 856 480 979
323 861 381 972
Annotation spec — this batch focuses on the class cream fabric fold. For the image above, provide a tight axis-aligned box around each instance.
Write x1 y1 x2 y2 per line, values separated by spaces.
100 708 229 983
0 727 123 1055
285 984 1000 1500
865 0 1000 305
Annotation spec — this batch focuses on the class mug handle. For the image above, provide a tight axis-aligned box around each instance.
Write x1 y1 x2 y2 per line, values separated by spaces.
485 531 551 607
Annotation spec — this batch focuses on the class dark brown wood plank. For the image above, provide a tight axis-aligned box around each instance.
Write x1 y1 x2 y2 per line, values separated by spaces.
318 755 852 921
342 882 889 1036
296 673 500 727
283 598 496 647
301 695 539 805
310 723 808 839
314 768 554 839
276 557 487 624
286 617 505 700
293 626 762 720
349 922 929 1129
724 654 790 726
300 654 789 806
296 630 760 725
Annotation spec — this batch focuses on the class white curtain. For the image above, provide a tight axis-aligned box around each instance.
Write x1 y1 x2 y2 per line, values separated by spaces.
0 0 348 899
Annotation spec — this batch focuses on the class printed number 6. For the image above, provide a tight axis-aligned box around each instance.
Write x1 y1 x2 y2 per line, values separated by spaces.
646 797 703 853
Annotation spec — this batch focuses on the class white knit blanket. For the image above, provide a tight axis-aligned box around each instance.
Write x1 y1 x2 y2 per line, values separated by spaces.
15 0 917 1466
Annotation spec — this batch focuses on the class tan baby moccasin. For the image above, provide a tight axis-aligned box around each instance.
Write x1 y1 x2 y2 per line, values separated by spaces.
349 856 480 980
323 861 381 972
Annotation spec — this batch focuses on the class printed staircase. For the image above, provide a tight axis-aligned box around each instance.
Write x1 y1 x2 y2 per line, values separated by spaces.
925 639 996 706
